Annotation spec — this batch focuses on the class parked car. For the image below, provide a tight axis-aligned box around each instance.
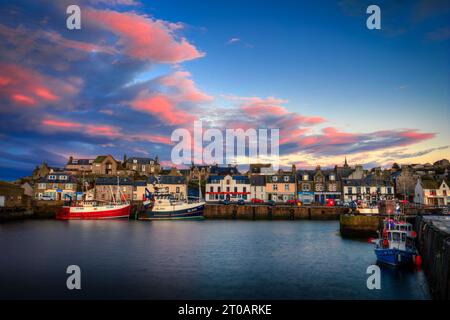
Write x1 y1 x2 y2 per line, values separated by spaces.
237 199 245 205
221 199 231 205
40 195 54 201
251 198 264 204
286 199 302 206
267 199 276 206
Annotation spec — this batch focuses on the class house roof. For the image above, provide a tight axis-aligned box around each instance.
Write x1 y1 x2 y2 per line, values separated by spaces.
421 179 440 189
93 155 117 164
126 157 156 164
209 165 240 175
250 175 266 186
266 174 295 183
67 158 94 165
95 177 134 185
38 175 77 184
207 175 250 183
148 175 186 185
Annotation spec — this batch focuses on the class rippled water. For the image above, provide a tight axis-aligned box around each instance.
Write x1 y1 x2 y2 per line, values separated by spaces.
0 220 430 299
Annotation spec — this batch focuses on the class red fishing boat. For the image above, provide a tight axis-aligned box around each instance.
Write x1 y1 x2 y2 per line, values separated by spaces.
56 201 130 220
56 176 131 220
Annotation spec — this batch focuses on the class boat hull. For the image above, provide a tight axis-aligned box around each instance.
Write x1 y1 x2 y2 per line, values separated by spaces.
139 203 205 220
56 204 131 220
374 248 415 267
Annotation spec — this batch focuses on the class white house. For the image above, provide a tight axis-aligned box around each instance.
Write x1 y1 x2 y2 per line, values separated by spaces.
206 175 251 202
250 175 266 201
342 174 394 203
415 178 449 206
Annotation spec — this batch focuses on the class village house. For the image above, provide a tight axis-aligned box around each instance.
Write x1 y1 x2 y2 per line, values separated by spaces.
0 181 29 208
266 174 296 203
312 167 341 204
296 170 315 204
144 175 188 200
414 177 449 206
342 174 394 203
206 175 250 202
94 177 134 202
391 165 417 201
31 161 65 181
34 173 78 200
250 175 266 201
124 156 161 176
65 157 95 174
91 155 120 175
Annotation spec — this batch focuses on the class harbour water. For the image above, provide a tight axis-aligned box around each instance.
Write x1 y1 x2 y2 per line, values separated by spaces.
0 220 430 299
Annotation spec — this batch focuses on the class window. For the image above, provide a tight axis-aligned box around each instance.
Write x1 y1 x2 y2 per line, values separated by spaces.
65 184 73 190
284 176 289 182
226 187 230 192
376 187 381 194
444 190 447 196
141 165 146 171
53 183 58 189
218 187 221 192
356 187 361 194
234 187 238 193
316 184 324 192
303 174 309 181
284 184 290 191
348 187 353 195
387 187 392 194
273 184 278 191
329 175 335 181
243 187 247 193
226 179 230 185
48 175 56 180
133 159 137 163
272 176 278 182
60 175 67 180
176 187 180 193
366 187 370 194
302 184 310 191
210 187 214 193
38 183 46 189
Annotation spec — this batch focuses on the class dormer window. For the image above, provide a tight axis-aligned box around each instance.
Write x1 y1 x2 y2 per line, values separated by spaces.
48 175 56 180
303 175 309 181
273 176 278 182
133 159 137 164
330 175 335 181
284 176 289 182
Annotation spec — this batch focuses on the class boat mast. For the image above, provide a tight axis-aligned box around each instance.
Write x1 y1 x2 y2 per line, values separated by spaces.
198 177 202 203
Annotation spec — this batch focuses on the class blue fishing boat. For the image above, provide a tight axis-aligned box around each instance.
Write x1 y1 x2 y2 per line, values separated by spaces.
372 218 421 267
139 187 205 220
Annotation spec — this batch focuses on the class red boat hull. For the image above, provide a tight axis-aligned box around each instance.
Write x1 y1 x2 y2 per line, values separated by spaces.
56 204 131 220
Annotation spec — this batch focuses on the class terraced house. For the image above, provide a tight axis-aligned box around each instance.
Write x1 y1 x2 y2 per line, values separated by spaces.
94 177 134 202
313 167 341 204
124 156 161 176
266 174 296 203
92 155 119 175
206 175 250 202
34 173 78 200
65 157 95 174
342 174 394 203
297 170 315 204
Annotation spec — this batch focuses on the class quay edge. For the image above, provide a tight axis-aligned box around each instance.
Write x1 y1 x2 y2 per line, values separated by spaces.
416 215 450 300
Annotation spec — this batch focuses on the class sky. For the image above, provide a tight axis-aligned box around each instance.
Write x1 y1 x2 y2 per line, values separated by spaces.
0 0 449 180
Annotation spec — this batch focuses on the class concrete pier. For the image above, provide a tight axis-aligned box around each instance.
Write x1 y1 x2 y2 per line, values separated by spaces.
204 204 350 220
416 215 450 300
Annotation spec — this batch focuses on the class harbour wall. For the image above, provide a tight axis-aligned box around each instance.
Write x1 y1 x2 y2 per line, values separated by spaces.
416 215 450 300
204 204 350 220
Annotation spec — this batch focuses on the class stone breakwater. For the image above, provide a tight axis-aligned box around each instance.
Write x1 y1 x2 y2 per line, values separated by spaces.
416 215 450 300
204 204 350 220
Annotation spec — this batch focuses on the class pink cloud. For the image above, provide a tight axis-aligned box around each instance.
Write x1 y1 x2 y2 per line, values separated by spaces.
85 8 204 63
0 63 79 107
130 91 197 125
158 71 213 103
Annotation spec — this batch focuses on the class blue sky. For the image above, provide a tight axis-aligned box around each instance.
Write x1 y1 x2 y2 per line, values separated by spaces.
0 0 449 180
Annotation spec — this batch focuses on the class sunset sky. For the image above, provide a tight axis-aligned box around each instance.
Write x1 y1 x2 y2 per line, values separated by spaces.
0 0 449 180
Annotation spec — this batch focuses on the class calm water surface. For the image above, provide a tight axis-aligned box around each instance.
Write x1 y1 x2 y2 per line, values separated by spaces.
0 220 430 299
